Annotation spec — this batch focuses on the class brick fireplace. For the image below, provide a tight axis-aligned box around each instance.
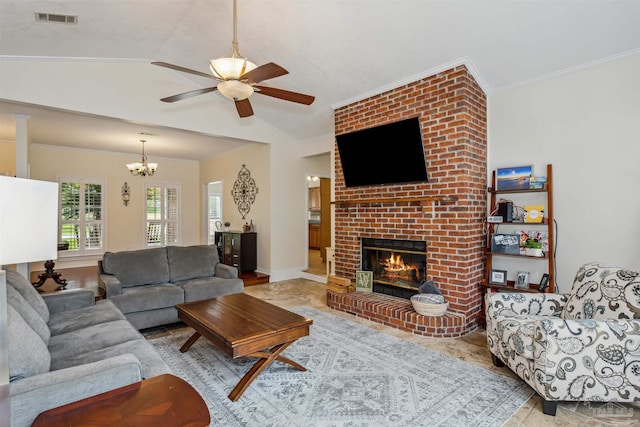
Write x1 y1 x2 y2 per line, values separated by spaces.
328 65 487 338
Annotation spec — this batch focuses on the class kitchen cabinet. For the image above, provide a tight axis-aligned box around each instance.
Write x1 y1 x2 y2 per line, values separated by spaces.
309 223 321 249
309 187 321 211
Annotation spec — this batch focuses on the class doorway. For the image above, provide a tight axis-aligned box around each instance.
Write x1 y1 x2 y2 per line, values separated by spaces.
305 175 330 276
205 181 223 244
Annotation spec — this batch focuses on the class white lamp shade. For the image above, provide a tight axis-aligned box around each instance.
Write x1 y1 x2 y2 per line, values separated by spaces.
217 80 254 101
209 57 256 80
0 176 59 265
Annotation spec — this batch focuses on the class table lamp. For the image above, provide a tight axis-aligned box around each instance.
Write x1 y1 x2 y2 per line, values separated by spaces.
0 176 59 426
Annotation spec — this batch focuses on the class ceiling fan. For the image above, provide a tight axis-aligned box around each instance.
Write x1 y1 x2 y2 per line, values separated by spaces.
152 0 314 118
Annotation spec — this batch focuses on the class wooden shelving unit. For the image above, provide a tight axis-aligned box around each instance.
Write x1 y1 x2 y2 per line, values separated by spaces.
482 163 555 293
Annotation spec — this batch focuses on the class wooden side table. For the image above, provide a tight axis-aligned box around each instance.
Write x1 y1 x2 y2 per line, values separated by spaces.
32 374 210 427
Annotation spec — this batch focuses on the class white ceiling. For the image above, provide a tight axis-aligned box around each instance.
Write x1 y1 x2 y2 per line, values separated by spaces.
1 0 639 160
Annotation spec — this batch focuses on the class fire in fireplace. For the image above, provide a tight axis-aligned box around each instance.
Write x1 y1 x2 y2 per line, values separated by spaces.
361 238 427 299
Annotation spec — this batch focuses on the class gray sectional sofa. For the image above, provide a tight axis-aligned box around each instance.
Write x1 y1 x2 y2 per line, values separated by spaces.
6 269 172 427
99 244 244 330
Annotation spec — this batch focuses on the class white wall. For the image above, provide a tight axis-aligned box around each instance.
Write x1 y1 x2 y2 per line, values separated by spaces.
0 141 15 177
488 53 640 292
29 144 201 268
200 143 271 273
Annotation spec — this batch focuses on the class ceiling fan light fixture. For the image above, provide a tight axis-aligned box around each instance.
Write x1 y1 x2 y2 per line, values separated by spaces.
217 79 254 101
210 57 256 80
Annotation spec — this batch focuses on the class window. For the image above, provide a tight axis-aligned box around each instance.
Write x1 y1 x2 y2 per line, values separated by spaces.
145 183 180 247
59 178 104 256
208 192 222 243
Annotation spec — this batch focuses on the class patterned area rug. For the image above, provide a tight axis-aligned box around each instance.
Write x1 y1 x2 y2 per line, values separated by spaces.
149 306 533 426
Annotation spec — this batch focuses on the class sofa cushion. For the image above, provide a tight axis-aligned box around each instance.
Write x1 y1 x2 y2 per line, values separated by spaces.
50 339 171 379
6 270 50 322
7 305 51 381
109 284 184 314
7 285 50 345
102 247 170 287
48 299 126 336
167 245 218 282
178 276 244 302
48 320 143 361
562 262 640 320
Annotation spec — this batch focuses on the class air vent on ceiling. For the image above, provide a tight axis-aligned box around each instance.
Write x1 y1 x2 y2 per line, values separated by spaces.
35 12 78 24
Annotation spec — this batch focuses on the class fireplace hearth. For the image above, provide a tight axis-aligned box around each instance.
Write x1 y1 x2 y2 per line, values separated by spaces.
361 238 426 299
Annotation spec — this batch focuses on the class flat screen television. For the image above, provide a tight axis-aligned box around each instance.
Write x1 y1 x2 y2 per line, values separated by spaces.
336 117 428 187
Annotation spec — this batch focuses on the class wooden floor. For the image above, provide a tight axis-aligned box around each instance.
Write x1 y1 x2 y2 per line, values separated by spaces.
239 271 270 286
305 249 326 276
30 265 99 293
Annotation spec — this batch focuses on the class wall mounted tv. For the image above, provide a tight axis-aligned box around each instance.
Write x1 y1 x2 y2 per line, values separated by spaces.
336 117 429 187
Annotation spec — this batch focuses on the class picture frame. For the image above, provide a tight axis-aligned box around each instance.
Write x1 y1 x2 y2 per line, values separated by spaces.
515 271 530 289
491 233 520 255
355 270 373 292
538 273 550 292
496 165 533 191
489 269 507 285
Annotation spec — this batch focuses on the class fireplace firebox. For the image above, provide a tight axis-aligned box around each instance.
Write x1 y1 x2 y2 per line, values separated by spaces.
361 238 426 299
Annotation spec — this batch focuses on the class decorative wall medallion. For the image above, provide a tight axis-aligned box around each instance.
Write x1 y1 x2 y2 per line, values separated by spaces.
231 164 258 219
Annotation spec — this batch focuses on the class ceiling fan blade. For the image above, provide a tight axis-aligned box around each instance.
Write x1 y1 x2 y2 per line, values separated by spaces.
241 62 288 84
152 61 218 80
160 87 218 103
235 99 254 117
254 85 315 105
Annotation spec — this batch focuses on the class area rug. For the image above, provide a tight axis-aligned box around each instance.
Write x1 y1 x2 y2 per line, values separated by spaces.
150 306 533 426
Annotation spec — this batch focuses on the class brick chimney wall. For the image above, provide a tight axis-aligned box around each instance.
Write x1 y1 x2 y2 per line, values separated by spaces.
333 65 487 331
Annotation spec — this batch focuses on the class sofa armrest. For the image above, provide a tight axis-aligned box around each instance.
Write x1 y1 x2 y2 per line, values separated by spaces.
485 291 567 319
99 273 123 297
42 289 95 314
10 354 143 427
215 262 239 279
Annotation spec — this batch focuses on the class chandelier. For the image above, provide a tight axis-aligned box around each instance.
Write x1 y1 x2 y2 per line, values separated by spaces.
126 140 158 177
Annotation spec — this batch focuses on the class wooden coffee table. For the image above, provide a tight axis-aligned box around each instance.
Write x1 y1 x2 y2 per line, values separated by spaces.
176 293 313 401
32 374 210 427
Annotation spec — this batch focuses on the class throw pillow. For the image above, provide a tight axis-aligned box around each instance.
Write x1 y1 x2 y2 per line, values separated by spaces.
7 286 51 345
7 305 51 381
418 280 442 295
6 270 50 322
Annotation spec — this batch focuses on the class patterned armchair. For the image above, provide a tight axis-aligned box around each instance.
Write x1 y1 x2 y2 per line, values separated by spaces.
485 262 640 415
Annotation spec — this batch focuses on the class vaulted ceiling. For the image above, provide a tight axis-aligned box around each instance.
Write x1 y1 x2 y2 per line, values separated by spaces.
1 0 638 160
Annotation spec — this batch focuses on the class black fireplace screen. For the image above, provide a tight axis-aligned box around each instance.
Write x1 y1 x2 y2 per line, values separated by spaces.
361 238 427 299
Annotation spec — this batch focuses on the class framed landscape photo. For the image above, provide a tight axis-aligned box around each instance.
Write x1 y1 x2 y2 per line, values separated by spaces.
355 270 373 292
515 271 530 289
489 269 507 285
496 165 533 191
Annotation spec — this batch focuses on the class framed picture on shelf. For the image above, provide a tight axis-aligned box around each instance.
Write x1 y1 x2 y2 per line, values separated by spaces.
515 271 530 289
489 269 507 285
496 165 533 191
355 270 373 292
491 233 520 255
538 273 550 291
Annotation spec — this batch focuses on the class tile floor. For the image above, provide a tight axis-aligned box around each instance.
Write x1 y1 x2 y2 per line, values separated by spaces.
143 278 639 426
